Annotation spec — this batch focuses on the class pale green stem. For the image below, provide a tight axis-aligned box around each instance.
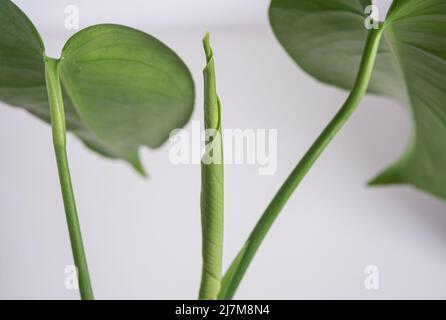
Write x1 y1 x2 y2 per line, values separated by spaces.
44 57 94 300
219 27 384 299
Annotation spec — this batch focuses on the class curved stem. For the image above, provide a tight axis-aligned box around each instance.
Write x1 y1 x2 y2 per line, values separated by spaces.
45 57 94 300
219 27 384 300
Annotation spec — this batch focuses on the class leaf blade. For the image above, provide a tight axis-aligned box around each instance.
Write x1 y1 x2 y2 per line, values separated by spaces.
0 0 195 173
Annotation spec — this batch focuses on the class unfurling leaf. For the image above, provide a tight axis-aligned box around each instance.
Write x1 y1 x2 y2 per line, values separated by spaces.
199 33 224 300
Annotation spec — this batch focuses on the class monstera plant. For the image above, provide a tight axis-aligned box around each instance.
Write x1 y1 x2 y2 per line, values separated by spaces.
1 0 445 300
0 0 194 299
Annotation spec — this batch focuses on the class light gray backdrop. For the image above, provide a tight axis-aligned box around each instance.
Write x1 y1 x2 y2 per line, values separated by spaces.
1 0 446 299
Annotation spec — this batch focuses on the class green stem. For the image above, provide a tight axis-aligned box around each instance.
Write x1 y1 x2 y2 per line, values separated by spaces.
219 27 384 299
44 57 94 300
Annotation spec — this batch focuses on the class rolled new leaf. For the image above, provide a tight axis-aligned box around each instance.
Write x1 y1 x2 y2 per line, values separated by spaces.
199 33 224 300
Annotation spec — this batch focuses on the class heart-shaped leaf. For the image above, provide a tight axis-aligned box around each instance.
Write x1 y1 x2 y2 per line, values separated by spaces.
270 0 446 199
0 0 195 173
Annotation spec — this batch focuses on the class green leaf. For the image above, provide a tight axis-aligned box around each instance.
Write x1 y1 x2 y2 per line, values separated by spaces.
58 24 195 173
0 0 47 120
270 0 446 199
0 0 195 174
199 33 224 300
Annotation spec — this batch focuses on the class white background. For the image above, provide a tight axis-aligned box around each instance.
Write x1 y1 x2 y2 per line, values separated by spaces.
1 0 446 299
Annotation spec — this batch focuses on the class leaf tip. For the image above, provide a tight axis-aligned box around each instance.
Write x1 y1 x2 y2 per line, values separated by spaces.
129 156 147 178
202 32 212 61
367 167 402 186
